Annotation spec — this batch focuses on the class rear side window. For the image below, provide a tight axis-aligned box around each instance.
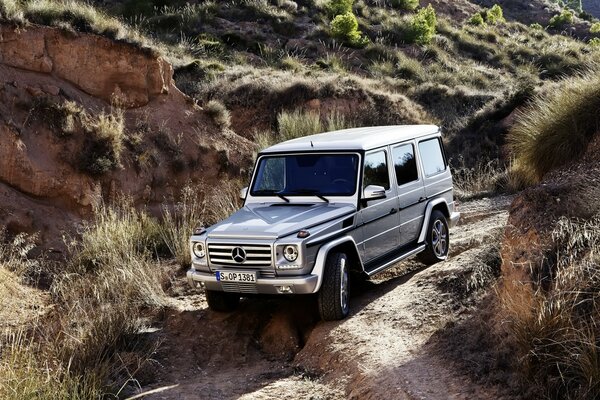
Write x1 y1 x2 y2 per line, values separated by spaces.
392 144 418 186
363 151 390 190
418 138 446 177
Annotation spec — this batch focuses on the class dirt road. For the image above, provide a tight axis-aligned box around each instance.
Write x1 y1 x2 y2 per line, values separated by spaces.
136 195 513 400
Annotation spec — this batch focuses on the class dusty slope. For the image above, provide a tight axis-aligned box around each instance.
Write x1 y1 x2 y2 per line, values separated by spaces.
0 22 254 251
133 195 513 400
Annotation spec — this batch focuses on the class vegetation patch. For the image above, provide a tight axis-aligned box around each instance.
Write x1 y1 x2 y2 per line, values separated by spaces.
508 70 600 185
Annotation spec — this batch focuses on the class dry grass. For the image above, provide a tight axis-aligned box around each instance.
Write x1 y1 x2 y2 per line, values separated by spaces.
499 216 600 399
204 100 231 130
451 159 508 200
0 199 168 399
159 185 204 269
508 70 600 186
0 0 155 51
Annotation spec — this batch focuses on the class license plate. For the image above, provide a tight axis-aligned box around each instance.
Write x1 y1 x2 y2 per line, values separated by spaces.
216 271 256 283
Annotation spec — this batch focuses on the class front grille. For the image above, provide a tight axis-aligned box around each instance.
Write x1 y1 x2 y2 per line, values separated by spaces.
221 281 258 294
208 243 275 278
208 244 272 267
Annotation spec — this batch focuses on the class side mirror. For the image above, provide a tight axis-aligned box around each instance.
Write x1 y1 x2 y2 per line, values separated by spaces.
363 185 386 201
240 187 248 200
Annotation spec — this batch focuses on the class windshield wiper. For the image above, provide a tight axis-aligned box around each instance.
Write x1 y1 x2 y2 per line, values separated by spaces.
287 189 329 203
253 189 289 202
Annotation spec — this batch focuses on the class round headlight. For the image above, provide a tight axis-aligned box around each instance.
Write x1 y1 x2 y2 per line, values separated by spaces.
283 245 298 262
193 242 206 258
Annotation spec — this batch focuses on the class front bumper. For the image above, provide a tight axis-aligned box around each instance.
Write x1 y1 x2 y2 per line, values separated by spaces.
449 211 460 228
186 269 319 294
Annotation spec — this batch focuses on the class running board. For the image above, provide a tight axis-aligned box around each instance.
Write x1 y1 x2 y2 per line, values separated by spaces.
365 244 426 277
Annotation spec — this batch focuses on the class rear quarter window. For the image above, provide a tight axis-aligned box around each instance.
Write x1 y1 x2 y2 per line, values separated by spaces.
418 138 446 177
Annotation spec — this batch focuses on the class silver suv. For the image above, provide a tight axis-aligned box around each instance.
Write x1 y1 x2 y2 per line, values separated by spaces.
188 125 460 320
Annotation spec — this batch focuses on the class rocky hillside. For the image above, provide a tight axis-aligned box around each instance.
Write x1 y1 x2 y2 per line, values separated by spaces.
0 21 253 251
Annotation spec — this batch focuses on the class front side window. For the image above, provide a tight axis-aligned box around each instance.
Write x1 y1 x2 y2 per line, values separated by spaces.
251 153 359 196
418 138 446 177
392 143 418 186
363 151 390 190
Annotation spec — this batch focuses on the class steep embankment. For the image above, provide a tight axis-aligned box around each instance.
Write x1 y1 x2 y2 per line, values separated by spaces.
0 22 254 251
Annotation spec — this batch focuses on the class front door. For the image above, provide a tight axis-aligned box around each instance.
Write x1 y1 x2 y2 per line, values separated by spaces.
359 149 400 262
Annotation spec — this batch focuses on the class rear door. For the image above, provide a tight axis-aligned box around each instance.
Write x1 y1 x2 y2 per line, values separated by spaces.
358 149 400 262
391 142 426 246
418 136 452 199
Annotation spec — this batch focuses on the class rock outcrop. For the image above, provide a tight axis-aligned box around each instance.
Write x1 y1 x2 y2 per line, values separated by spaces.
0 22 254 251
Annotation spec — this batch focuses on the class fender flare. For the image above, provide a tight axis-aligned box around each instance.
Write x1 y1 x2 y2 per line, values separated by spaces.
417 199 449 243
310 236 361 293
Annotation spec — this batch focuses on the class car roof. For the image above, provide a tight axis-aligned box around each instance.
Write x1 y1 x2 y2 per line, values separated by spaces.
260 125 440 154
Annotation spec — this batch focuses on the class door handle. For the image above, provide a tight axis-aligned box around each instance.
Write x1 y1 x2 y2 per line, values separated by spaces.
390 208 398 214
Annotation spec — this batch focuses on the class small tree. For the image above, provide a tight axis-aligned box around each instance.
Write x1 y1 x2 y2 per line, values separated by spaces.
330 11 368 47
591 22 600 34
486 4 505 24
468 13 485 26
325 0 353 17
408 5 437 45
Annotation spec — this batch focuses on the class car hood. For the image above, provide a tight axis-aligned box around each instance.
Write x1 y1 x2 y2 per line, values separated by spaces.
207 203 356 240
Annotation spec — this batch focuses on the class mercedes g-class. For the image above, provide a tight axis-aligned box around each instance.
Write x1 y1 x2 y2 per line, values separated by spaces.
188 125 460 320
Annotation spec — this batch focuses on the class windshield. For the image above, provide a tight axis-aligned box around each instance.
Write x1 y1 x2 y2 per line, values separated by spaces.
251 153 360 197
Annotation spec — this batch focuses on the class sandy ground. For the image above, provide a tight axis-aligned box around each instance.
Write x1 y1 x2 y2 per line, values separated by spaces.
135 195 513 400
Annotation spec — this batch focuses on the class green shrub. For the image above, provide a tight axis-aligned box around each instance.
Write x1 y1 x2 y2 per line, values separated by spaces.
486 4 505 24
389 0 419 11
468 13 485 26
589 37 600 47
530 22 543 30
330 11 368 47
407 5 437 45
324 0 353 17
508 70 600 184
590 22 600 34
549 10 574 28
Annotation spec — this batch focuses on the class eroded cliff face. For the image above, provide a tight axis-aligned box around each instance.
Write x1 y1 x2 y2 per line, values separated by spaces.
0 23 172 107
0 22 254 251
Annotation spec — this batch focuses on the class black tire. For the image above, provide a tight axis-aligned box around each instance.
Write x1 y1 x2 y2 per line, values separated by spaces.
318 252 350 321
205 290 240 312
418 209 450 266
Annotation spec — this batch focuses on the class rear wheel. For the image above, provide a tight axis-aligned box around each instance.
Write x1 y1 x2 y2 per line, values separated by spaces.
205 290 240 312
318 252 350 321
418 210 449 265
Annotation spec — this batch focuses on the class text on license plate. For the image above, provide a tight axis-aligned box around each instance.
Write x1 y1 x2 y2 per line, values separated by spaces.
216 271 256 283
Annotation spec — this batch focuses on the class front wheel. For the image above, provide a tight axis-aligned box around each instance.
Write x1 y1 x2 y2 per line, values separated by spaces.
418 210 449 265
205 290 240 312
318 252 350 321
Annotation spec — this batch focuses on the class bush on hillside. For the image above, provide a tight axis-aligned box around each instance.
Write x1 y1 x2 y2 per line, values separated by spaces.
549 9 574 28
589 37 600 47
468 13 485 26
508 71 600 184
389 0 419 11
591 22 600 34
486 4 505 24
530 22 543 30
330 11 369 47
407 5 436 45
325 0 353 17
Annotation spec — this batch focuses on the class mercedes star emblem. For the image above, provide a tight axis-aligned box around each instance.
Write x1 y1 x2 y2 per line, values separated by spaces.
231 247 247 263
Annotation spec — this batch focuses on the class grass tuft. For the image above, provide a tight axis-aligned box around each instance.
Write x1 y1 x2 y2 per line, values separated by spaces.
508 70 600 186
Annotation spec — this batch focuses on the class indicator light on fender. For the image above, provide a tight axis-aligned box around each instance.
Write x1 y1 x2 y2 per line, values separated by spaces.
297 230 310 238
